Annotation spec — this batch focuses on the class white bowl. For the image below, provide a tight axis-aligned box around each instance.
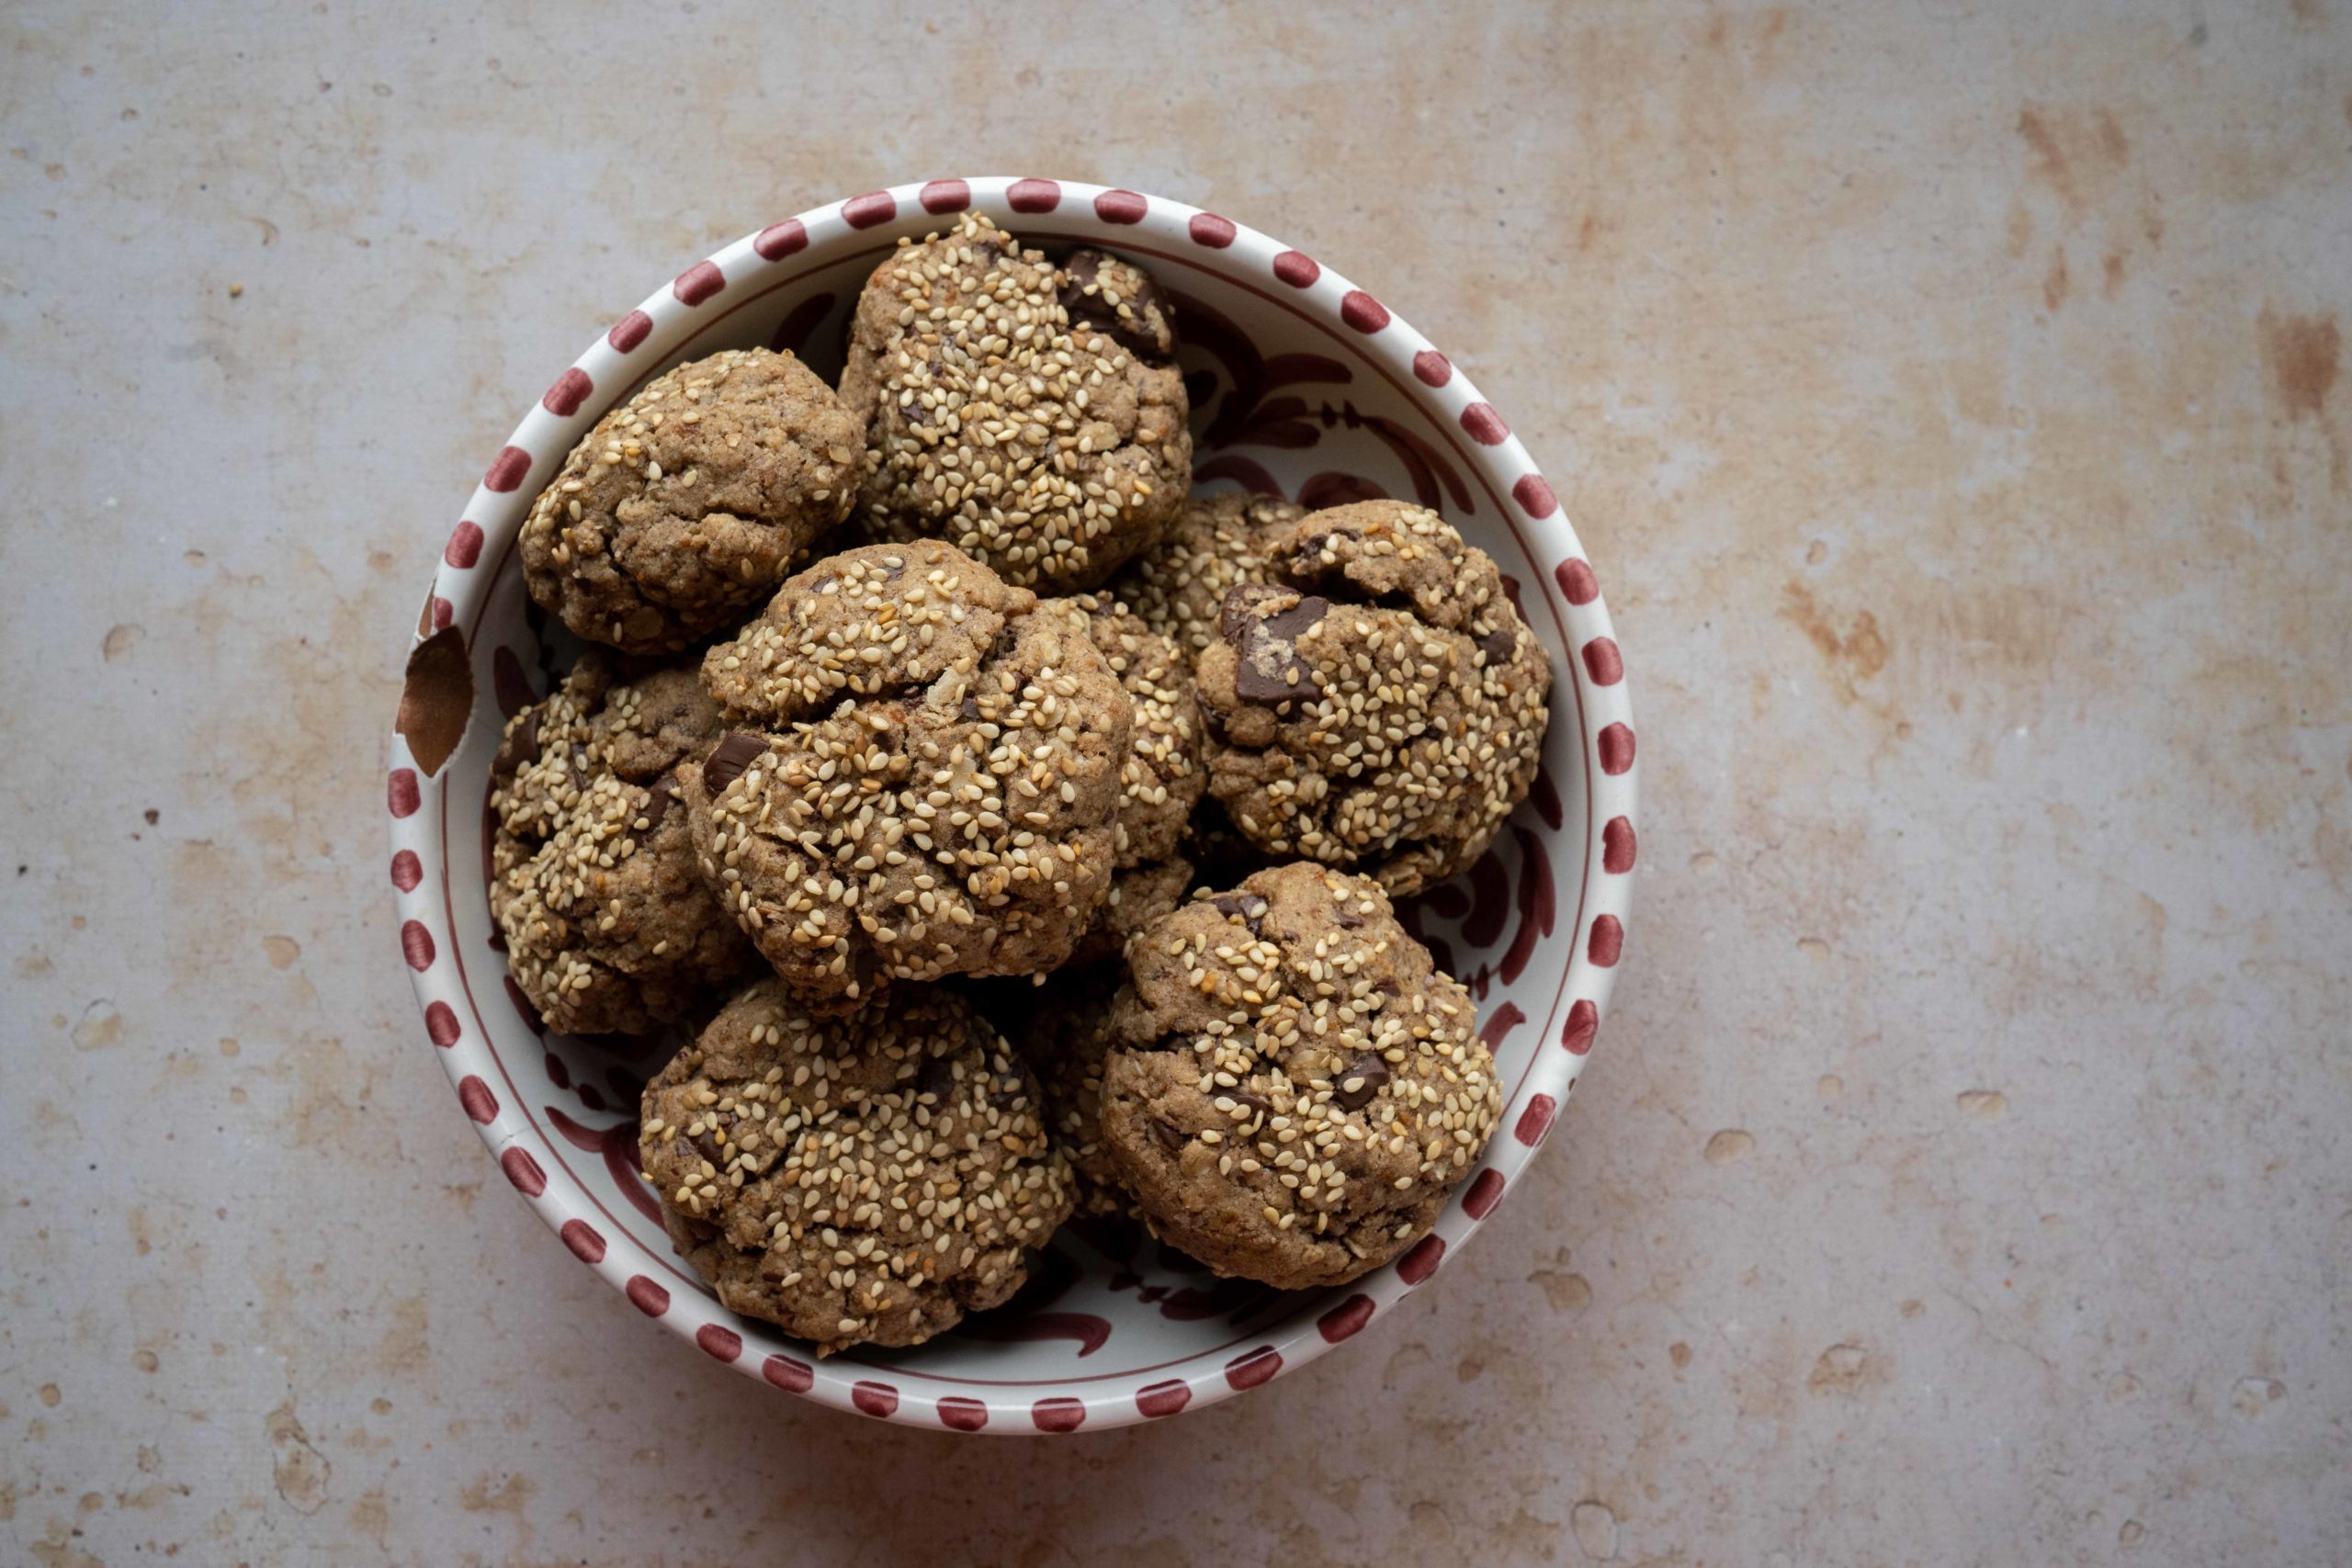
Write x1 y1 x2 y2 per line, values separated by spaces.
387 176 1638 1432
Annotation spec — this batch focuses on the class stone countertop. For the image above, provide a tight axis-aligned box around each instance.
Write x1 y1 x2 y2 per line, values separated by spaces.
3 2 2346 1562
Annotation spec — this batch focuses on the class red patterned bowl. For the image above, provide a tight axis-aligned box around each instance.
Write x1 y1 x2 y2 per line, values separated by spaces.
387 177 1637 1432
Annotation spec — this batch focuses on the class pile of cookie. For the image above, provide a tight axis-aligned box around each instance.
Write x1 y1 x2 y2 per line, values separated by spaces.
491 213 1555 1355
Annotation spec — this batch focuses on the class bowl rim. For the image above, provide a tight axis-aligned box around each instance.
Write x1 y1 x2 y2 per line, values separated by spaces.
386 175 1638 1434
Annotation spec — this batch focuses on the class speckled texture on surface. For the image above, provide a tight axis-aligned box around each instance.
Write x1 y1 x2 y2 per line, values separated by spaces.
2 2 2347 1563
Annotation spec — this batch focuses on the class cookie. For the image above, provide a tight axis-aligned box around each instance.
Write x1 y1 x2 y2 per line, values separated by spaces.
1108 490 1306 659
840 212 1192 592
1051 592 1204 868
996 964 1134 1219
1195 500 1552 896
521 348 863 654
489 654 754 1035
1069 853 1194 969
683 540 1131 1010
640 979 1071 1353
1098 862 1503 1289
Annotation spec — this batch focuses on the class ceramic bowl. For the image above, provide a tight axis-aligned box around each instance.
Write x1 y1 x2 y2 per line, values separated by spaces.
387 176 1637 1433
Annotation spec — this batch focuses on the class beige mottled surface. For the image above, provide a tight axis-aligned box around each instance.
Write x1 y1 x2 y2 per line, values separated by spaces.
3 2 2348 1562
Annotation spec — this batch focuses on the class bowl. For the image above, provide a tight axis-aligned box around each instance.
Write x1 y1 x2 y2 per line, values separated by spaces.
386 176 1637 1432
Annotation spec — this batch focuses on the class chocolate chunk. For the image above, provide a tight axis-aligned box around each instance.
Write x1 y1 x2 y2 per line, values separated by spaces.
1476 622 1520 668
1208 891 1270 934
958 695 985 722
492 710 540 780
566 744 592 793
702 730 767 794
913 1053 960 1104
689 1116 730 1166
988 1069 1029 1110
1332 1053 1391 1111
1059 250 1173 364
1226 1089 1272 1116
1221 589 1329 708
637 779 676 833
1151 1118 1187 1151
1335 907 1366 930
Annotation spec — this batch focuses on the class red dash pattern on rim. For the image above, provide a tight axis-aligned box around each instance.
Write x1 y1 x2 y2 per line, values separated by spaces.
1462 1168 1506 1219
424 1001 460 1047
920 179 971 214
851 1382 899 1417
1225 1348 1283 1390
696 1325 743 1363
458 1076 497 1123
607 310 652 353
400 920 435 971
841 191 898 229
390 850 422 892
1514 1094 1558 1146
1459 404 1510 445
938 1396 989 1432
1397 1235 1446 1285
1189 212 1238 247
1599 722 1636 774
1589 914 1625 967
1094 188 1148 223
1317 1294 1375 1342
1007 178 1061 213
1340 290 1390 333
501 1147 545 1195
542 367 593 416
1272 251 1319 288
444 521 484 569
560 1219 605 1262
754 220 808 260
1413 349 1453 387
1032 1398 1087 1433
626 1277 670 1316
762 1355 813 1393
483 446 532 492
388 768 421 818
1556 558 1599 604
672 260 726 305
1136 1381 1193 1418
1562 998 1599 1055
1514 474 1559 519
1583 637 1625 685
1603 818 1637 874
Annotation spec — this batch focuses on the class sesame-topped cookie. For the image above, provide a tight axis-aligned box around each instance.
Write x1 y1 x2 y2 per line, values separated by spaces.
1108 491 1307 659
839 213 1192 593
1042 592 1206 965
1097 862 1504 1288
489 654 754 1035
681 540 1132 1010
1196 500 1553 897
993 964 1136 1220
640 978 1072 1354
1050 592 1204 869
521 348 864 654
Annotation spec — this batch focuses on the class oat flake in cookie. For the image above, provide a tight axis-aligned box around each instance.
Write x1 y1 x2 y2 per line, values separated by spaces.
1196 499 1553 897
683 540 1131 1010
489 654 753 1035
1098 863 1503 1289
520 348 864 654
641 979 1071 1354
840 212 1192 592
